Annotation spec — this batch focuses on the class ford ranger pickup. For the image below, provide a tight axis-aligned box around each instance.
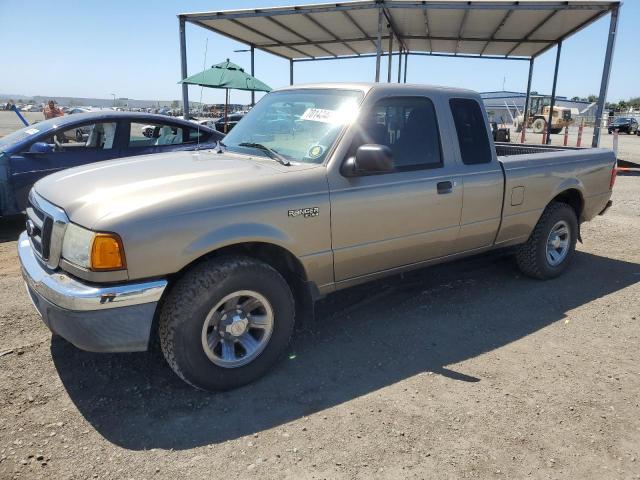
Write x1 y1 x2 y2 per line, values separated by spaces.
18 83 617 391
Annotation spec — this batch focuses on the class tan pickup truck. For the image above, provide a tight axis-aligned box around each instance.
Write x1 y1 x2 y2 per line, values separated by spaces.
18 83 616 391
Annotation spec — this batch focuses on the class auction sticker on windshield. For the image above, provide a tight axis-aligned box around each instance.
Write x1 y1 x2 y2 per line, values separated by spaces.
300 108 336 124
24 128 39 135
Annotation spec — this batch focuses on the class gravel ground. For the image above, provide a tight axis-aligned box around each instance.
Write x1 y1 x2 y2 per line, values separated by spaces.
0 174 638 480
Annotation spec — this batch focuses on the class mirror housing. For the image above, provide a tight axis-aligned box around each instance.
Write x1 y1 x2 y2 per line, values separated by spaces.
27 142 54 154
341 144 394 177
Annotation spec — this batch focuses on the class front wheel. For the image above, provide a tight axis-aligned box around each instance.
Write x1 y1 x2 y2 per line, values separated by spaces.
159 256 295 391
516 202 578 280
532 118 546 134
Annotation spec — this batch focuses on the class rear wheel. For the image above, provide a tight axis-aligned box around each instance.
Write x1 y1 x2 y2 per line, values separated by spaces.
516 202 578 280
159 256 295 391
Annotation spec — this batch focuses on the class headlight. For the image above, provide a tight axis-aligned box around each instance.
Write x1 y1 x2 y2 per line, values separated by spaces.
62 223 126 271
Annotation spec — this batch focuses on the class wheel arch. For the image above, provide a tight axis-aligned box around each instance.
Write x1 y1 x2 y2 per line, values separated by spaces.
549 186 585 222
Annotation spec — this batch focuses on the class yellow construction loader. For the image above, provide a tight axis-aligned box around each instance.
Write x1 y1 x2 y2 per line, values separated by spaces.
514 95 575 134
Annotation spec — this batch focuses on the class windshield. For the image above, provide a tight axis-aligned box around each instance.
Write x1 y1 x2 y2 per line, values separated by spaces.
614 117 631 123
0 117 66 149
222 89 364 164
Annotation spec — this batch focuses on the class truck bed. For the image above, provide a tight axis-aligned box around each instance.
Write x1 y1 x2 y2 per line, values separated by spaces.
493 145 615 248
495 142 575 157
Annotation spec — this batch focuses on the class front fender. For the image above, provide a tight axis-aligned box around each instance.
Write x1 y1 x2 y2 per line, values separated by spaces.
184 222 295 258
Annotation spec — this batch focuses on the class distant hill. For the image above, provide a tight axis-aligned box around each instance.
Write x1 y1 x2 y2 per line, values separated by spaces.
0 94 178 109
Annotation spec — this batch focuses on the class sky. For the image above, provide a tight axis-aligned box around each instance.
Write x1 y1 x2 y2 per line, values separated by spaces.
0 0 637 106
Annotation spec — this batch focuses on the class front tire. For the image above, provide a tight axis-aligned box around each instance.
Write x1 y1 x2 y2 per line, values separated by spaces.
516 202 578 280
159 256 295 391
532 118 546 134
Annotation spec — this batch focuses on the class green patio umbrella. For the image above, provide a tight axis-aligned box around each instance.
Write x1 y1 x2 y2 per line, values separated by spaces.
179 59 272 131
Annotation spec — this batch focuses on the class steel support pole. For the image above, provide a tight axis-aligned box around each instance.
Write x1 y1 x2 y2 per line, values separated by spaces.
397 47 402 83
375 7 383 82
403 51 408 83
250 45 255 106
289 59 294 85
546 41 562 145
179 16 189 119
387 29 393 82
592 7 619 148
522 58 534 141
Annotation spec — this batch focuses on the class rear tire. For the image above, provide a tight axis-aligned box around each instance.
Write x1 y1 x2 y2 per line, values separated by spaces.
516 202 578 280
159 255 295 391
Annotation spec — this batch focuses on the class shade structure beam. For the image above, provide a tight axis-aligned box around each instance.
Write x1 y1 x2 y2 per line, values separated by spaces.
303 14 360 56
505 10 559 57
375 5 383 82
342 10 377 49
387 26 393 83
293 51 530 63
522 57 534 139
264 16 337 58
479 9 513 56
546 41 562 144
592 6 619 148
455 9 470 55
382 6 409 52
422 9 433 53
227 18 313 59
185 2 613 22
259 34 554 50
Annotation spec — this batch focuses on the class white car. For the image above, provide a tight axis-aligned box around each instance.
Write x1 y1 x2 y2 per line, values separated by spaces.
140 117 216 137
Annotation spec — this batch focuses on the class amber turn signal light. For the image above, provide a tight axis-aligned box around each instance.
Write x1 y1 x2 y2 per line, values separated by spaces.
90 233 126 271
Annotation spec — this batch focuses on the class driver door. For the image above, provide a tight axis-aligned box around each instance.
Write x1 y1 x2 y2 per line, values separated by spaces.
9 121 119 210
328 96 463 282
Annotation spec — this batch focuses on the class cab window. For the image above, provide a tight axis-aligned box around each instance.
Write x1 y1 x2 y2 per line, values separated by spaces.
38 122 116 152
348 96 442 171
129 122 186 147
449 98 492 165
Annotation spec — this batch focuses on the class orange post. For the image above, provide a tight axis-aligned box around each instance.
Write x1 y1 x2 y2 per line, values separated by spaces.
563 126 569 146
576 122 583 147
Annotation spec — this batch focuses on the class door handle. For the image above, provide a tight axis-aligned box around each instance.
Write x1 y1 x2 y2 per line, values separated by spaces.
437 181 454 194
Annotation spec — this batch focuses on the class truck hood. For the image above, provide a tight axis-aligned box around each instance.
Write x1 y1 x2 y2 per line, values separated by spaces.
34 149 301 229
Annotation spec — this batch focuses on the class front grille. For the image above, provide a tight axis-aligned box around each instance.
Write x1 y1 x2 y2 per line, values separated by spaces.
26 199 49 260
26 191 68 268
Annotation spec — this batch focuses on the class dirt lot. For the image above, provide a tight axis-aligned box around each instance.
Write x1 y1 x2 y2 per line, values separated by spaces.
1 110 640 479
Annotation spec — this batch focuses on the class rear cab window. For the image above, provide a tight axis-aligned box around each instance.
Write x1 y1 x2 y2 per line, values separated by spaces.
449 98 492 165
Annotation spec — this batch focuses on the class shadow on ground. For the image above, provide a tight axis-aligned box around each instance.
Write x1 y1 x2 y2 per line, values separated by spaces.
51 250 639 450
0 214 24 243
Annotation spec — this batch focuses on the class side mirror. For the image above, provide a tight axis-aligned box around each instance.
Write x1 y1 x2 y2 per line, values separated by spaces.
27 142 54 154
341 144 394 177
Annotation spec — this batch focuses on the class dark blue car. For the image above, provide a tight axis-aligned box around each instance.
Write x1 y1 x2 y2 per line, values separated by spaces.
0 112 223 216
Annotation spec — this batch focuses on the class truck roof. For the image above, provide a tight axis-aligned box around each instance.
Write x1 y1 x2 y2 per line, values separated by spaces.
275 82 478 97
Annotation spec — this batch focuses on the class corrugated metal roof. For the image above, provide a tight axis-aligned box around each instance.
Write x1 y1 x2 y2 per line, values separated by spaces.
180 1 619 60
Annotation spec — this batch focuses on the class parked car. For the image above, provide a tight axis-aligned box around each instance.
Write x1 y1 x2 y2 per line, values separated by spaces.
0 111 223 216
608 117 638 134
215 112 245 133
18 84 616 391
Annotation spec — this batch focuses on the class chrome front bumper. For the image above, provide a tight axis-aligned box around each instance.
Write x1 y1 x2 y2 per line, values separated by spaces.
18 232 167 352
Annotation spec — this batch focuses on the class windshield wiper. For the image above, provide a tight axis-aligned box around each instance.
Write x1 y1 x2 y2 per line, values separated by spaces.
237 142 291 166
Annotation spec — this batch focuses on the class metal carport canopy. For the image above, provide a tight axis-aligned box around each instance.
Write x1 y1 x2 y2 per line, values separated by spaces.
178 0 621 147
